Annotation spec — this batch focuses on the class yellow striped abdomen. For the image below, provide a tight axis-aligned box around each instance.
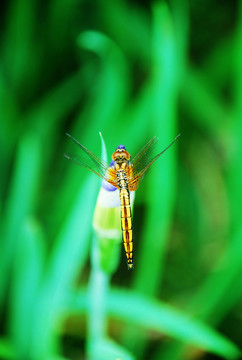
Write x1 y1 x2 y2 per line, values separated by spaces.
120 188 134 269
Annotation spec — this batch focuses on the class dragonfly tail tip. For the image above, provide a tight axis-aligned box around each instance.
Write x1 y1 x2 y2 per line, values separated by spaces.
127 263 134 270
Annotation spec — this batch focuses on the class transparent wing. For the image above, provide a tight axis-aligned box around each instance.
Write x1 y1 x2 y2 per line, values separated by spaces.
64 133 118 187
131 136 159 175
128 134 180 191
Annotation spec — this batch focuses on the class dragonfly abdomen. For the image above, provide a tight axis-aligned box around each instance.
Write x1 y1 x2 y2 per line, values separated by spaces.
119 187 134 269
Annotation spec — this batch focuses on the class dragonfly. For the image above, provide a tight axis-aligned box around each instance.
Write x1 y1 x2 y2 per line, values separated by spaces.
64 133 180 269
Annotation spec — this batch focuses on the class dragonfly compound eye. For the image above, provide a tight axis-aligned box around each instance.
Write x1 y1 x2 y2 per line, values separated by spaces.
112 149 130 162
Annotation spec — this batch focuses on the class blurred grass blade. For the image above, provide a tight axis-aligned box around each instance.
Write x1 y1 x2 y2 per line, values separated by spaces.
27 69 87 138
4 0 37 89
96 0 149 64
75 31 128 141
70 288 241 360
0 132 42 308
89 338 134 360
0 338 16 360
88 236 109 340
181 68 229 132
9 217 46 359
0 69 19 173
47 0 79 55
30 175 98 359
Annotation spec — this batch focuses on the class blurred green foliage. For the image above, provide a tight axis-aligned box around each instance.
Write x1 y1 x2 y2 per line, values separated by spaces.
0 0 242 359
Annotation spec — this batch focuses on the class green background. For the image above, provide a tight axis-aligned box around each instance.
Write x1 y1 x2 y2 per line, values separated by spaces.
0 0 241 359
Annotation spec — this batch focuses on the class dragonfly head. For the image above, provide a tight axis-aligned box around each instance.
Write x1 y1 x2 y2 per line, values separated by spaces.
112 145 130 163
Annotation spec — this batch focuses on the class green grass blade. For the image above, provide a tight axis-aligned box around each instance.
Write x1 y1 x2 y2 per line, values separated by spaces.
8 217 46 359
69 288 241 360
0 132 42 308
0 338 16 360
89 338 134 360
29 175 98 359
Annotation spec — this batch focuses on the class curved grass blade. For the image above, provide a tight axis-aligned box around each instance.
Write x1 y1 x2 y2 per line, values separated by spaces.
69 288 241 360
30 175 99 359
